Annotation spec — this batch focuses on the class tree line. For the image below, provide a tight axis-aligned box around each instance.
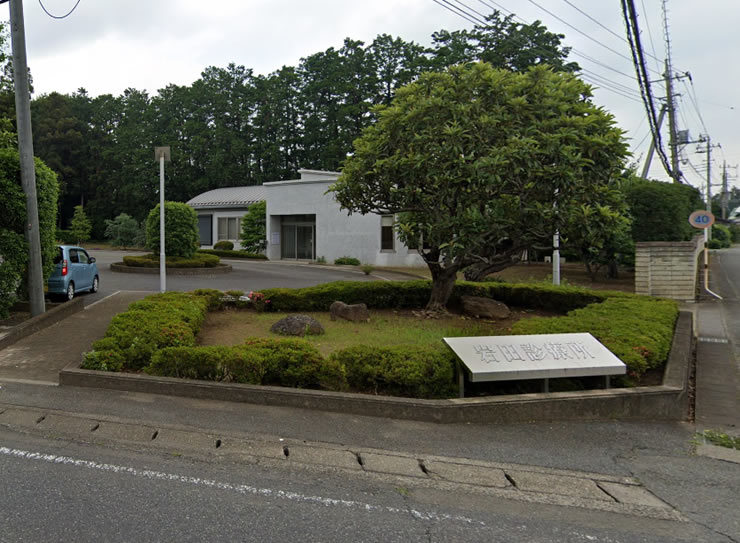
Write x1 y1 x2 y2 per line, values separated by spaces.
0 11 576 236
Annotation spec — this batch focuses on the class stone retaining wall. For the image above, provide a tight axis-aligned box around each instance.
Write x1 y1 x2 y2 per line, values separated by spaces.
635 236 703 301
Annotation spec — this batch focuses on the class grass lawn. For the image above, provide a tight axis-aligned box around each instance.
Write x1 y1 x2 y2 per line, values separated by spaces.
197 308 557 357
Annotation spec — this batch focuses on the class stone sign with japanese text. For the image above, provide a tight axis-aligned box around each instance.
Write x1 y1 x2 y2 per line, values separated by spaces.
443 333 626 382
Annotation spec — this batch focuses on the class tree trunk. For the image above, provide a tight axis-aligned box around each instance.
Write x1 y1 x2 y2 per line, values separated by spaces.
426 265 459 312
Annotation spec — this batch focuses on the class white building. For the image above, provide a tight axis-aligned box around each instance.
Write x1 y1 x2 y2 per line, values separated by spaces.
188 169 424 267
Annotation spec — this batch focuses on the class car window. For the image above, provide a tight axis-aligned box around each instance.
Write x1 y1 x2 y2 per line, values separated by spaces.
78 251 89 264
69 249 79 264
53 247 63 264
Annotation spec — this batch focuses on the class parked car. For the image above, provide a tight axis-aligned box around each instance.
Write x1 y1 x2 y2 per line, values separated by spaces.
47 245 99 301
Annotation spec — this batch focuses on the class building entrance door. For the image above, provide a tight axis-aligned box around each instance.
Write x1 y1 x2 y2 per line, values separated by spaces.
280 216 315 260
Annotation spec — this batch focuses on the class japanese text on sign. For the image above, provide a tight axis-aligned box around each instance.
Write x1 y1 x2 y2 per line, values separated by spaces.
472 341 596 364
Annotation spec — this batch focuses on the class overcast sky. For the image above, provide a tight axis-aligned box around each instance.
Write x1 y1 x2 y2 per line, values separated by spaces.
6 0 739 194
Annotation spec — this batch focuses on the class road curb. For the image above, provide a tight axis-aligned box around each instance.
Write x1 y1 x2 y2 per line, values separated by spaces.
110 263 232 275
59 312 693 424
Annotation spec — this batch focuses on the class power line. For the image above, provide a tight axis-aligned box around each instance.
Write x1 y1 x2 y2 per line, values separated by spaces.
639 0 663 74
432 0 482 25
525 0 661 76
38 0 82 19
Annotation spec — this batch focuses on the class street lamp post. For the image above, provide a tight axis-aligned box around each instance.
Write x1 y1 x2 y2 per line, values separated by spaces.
155 146 170 293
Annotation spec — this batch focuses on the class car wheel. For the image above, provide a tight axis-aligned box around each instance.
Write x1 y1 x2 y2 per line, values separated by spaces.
66 282 75 301
91 276 99 293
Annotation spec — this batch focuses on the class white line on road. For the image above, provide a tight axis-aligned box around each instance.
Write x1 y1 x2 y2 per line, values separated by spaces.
84 291 121 309
0 446 483 525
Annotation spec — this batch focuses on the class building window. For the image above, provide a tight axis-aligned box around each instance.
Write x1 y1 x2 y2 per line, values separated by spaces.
218 217 240 240
381 215 394 251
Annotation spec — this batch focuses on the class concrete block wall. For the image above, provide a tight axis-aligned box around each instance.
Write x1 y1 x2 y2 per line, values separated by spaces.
634 236 703 301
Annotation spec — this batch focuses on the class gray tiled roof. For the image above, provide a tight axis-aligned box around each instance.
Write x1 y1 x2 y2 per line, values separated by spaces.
187 185 266 208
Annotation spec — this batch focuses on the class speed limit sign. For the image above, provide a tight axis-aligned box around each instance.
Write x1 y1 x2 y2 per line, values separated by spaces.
688 210 715 229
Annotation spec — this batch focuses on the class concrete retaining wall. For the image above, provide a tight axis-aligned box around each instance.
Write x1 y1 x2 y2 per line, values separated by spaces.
59 312 694 424
634 236 703 301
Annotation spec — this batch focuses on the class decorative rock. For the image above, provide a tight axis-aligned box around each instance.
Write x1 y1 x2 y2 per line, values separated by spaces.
270 315 325 336
330 301 370 322
460 296 511 320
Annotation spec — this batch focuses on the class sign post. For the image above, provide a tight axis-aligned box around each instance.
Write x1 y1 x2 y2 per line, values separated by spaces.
688 209 722 300
155 146 171 293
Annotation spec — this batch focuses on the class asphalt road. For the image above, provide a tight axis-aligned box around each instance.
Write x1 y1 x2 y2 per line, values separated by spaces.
78 249 393 306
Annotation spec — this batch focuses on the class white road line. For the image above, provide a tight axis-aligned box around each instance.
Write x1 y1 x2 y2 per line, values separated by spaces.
0 446 482 525
84 291 121 309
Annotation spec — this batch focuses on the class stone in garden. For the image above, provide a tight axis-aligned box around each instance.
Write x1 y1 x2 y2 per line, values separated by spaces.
329 301 370 322
270 315 325 336
460 296 511 320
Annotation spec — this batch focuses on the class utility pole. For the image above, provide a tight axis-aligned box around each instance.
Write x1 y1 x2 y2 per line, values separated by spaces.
664 59 681 183
720 161 729 220
641 103 667 179
7 0 45 316
697 136 720 240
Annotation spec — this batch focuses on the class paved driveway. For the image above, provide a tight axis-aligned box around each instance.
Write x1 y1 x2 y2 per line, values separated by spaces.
78 250 413 306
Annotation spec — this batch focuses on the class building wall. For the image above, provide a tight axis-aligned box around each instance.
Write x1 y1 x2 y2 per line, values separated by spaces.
634 235 703 301
194 209 249 250
265 178 425 267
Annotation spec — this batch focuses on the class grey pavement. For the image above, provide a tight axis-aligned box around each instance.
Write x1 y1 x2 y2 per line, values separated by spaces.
693 245 740 430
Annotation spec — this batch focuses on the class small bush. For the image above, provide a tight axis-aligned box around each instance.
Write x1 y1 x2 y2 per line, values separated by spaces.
56 228 76 244
148 346 265 384
243 337 346 390
360 264 374 275
192 288 226 310
146 202 199 258
708 239 723 249
214 240 234 250
730 224 740 243
197 249 268 260
711 224 732 248
333 345 457 399
123 253 220 268
334 256 361 266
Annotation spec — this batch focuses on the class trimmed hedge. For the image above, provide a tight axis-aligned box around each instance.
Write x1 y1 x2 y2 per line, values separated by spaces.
148 345 265 384
123 252 220 268
260 280 616 313
332 345 457 399
213 240 234 251
197 249 268 260
83 292 210 370
511 297 678 376
334 256 361 266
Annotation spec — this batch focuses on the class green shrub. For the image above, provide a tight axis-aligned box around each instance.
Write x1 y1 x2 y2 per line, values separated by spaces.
334 256 361 266
93 292 209 370
213 240 234 250
55 228 76 244
0 149 59 317
511 297 678 376
146 201 199 258
197 249 268 260
730 224 740 243
122 252 220 268
148 346 265 384
261 280 611 314
333 345 457 399
623 177 704 242
360 264 374 275
708 239 723 249
69 205 92 245
711 224 732 248
81 347 125 372
192 288 225 310
104 213 145 248
240 200 267 253
243 337 346 390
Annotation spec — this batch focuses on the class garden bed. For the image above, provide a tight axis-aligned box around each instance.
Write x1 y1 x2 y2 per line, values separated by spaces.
78 281 679 399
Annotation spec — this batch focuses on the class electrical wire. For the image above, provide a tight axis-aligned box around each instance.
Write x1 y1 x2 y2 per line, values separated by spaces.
38 0 82 19
434 0 647 100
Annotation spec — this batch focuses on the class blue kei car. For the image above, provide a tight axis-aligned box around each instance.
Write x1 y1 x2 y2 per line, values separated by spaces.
47 245 99 301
